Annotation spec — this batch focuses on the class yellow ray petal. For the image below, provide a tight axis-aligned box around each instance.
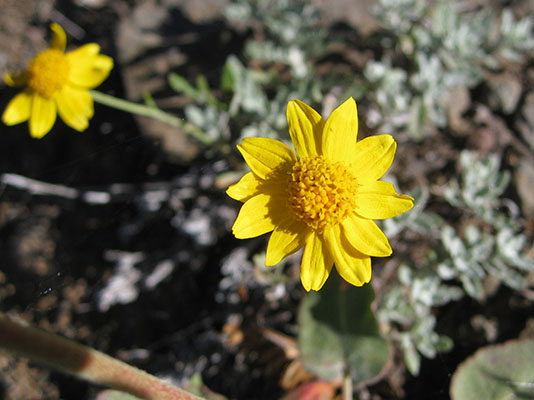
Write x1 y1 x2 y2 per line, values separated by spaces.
232 193 288 239
227 172 262 202
341 213 392 257
68 43 100 57
356 181 414 219
287 99 324 158
4 72 28 87
67 46 113 88
2 91 32 125
29 95 57 138
50 23 67 52
56 86 94 131
351 135 396 183
300 232 334 291
324 225 372 287
237 137 296 180
321 97 358 163
266 218 309 266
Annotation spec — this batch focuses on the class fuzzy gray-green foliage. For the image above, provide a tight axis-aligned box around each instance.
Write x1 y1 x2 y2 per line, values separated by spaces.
169 0 533 143
438 223 531 300
379 151 531 374
168 0 327 147
379 260 462 375
224 0 326 142
444 151 517 229
379 184 458 376
368 6 532 373
439 151 532 300
369 0 534 138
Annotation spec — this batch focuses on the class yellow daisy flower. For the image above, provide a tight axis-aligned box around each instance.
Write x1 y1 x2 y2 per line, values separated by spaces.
2 23 113 138
227 97 414 291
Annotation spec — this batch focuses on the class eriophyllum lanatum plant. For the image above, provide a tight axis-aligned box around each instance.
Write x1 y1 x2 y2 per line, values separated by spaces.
2 23 113 138
227 97 414 291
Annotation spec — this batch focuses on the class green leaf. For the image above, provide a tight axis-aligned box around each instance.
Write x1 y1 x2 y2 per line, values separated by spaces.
143 91 157 108
298 271 390 384
435 335 454 352
222 55 267 116
221 59 236 92
168 73 199 99
195 75 219 107
408 97 428 140
450 339 534 400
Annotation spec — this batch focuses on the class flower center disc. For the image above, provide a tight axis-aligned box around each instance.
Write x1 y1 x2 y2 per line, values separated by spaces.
27 49 70 98
287 156 358 232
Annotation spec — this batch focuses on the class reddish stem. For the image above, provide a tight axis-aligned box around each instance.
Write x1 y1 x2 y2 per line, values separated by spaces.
0 313 202 400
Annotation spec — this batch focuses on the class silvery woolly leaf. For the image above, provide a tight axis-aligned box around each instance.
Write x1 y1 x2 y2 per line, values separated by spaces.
464 225 481 244
410 211 442 234
223 2 252 22
184 105 205 127
433 284 464 306
411 277 438 306
441 225 466 257
401 334 421 375
415 316 438 358
486 259 525 291
438 261 458 280
469 235 494 263
460 274 484 300
398 264 413 286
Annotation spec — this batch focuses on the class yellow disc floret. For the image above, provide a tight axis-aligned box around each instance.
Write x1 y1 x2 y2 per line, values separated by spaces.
27 49 70 98
287 156 359 232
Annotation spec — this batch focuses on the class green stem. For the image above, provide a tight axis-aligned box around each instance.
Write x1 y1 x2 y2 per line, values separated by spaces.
0 313 203 400
339 285 352 400
90 90 213 145
342 369 353 400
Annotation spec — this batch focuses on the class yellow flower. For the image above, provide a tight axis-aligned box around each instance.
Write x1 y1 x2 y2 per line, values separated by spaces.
2 23 113 138
227 98 414 291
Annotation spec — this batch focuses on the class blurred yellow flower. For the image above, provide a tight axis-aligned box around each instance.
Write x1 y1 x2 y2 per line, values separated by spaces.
2 23 113 138
227 98 414 291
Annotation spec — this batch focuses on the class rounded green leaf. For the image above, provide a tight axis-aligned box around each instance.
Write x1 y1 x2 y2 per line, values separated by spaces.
298 270 391 384
450 339 534 400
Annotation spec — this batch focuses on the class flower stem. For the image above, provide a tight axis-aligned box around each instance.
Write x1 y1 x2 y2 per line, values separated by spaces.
90 90 213 145
342 369 353 400
0 313 203 400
